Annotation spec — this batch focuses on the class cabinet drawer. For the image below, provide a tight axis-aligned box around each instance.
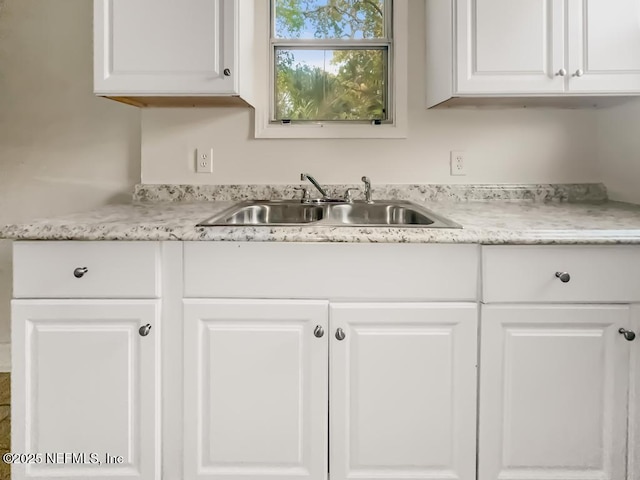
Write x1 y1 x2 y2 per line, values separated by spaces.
184 242 479 301
482 246 640 303
13 242 160 298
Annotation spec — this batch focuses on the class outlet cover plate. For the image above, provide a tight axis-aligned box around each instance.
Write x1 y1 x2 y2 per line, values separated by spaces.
450 151 466 176
196 148 213 173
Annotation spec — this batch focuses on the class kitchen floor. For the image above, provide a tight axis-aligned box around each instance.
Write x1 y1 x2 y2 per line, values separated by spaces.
0 374 9 480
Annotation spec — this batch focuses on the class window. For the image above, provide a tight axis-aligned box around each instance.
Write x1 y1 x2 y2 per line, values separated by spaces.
271 0 393 124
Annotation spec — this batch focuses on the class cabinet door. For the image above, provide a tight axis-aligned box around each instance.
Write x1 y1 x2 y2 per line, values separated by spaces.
629 305 640 480
479 305 631 480
330 303 478 480
456 0 565 94
94 0 237 95
567 0 640 93
183 300 328 480
11 300 160 480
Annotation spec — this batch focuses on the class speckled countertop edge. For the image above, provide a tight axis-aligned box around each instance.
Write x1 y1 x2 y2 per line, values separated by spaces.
4 191 640 244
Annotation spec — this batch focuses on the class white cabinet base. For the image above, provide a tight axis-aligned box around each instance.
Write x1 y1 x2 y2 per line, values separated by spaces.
479 304 631 480
330 303 478 480
11 300 160 480
183 300 328 480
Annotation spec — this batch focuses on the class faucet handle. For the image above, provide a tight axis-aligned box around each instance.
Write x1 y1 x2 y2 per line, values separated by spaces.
343 188 360 203
361 176 373 203
293 186 310 202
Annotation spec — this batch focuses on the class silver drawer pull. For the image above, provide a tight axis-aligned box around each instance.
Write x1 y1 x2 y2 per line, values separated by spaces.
313 326 324 338
335 328 346 341
619 328 636 342
139 324 152 337
73 267 88 278
555 272 570 283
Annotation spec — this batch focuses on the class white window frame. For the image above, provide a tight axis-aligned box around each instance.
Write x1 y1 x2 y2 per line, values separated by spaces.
254 0 407 139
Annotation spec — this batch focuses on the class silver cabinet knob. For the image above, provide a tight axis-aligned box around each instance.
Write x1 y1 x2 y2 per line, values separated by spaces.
555 272 571 283
73 267 88 278
313 325 324 338
573 69 584 77
335 328 346 341
556 68 567 76
619 328 636 341
223 68 231 76
139 324 152 337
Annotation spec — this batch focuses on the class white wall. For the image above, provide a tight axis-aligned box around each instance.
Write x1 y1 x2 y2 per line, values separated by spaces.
597 98 640 203
141 1 601 186
0 0 141 348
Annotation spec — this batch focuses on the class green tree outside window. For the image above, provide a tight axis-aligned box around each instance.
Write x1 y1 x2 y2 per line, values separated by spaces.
273 0 389 122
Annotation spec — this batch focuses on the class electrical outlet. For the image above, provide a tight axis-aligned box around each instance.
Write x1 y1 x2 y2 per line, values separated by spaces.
450 151 466 176
196 148 213 173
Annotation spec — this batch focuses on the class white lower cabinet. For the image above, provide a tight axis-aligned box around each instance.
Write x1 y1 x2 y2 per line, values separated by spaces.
183 300 329 480
12 300 160 480
182 300 478 480
479 305 634 480
330 303 478 480
17 242 640 480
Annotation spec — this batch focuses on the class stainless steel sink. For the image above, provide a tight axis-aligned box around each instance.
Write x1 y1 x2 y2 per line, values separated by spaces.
324 203 438 226
198 200 461 228
211 203 324 225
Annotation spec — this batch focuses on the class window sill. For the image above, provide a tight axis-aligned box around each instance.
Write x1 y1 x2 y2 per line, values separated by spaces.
254 115 408 139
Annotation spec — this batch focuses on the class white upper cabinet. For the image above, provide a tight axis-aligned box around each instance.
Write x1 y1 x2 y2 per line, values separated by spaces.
456 0 565 94
426 0 640 107
567 0 640 93
94 0 255 107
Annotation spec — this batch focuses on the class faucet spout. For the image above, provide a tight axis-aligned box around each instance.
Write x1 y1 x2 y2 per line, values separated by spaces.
300 173 329 198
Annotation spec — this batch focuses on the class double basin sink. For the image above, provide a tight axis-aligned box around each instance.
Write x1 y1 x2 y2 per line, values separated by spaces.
197 200 461 228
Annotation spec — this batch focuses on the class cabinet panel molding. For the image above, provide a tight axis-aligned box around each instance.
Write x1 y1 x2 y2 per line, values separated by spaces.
567 0 640 93
11 300 160 480
94 0 256 106
330 303 478 480
183 299 328 480
479 304 630 480
457 0 565 94
427 0 640 107
629 305 640 480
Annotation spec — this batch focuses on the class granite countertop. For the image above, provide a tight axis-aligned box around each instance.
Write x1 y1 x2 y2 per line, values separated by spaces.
3 183 640 244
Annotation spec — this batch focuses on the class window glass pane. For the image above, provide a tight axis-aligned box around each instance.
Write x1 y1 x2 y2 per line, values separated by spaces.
274 0 385 39
275 48 386 121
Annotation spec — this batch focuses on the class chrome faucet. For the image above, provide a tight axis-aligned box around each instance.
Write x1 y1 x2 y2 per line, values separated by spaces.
292 186 311 202
300 173 329 199
343 188 359 203
361 176 373 203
